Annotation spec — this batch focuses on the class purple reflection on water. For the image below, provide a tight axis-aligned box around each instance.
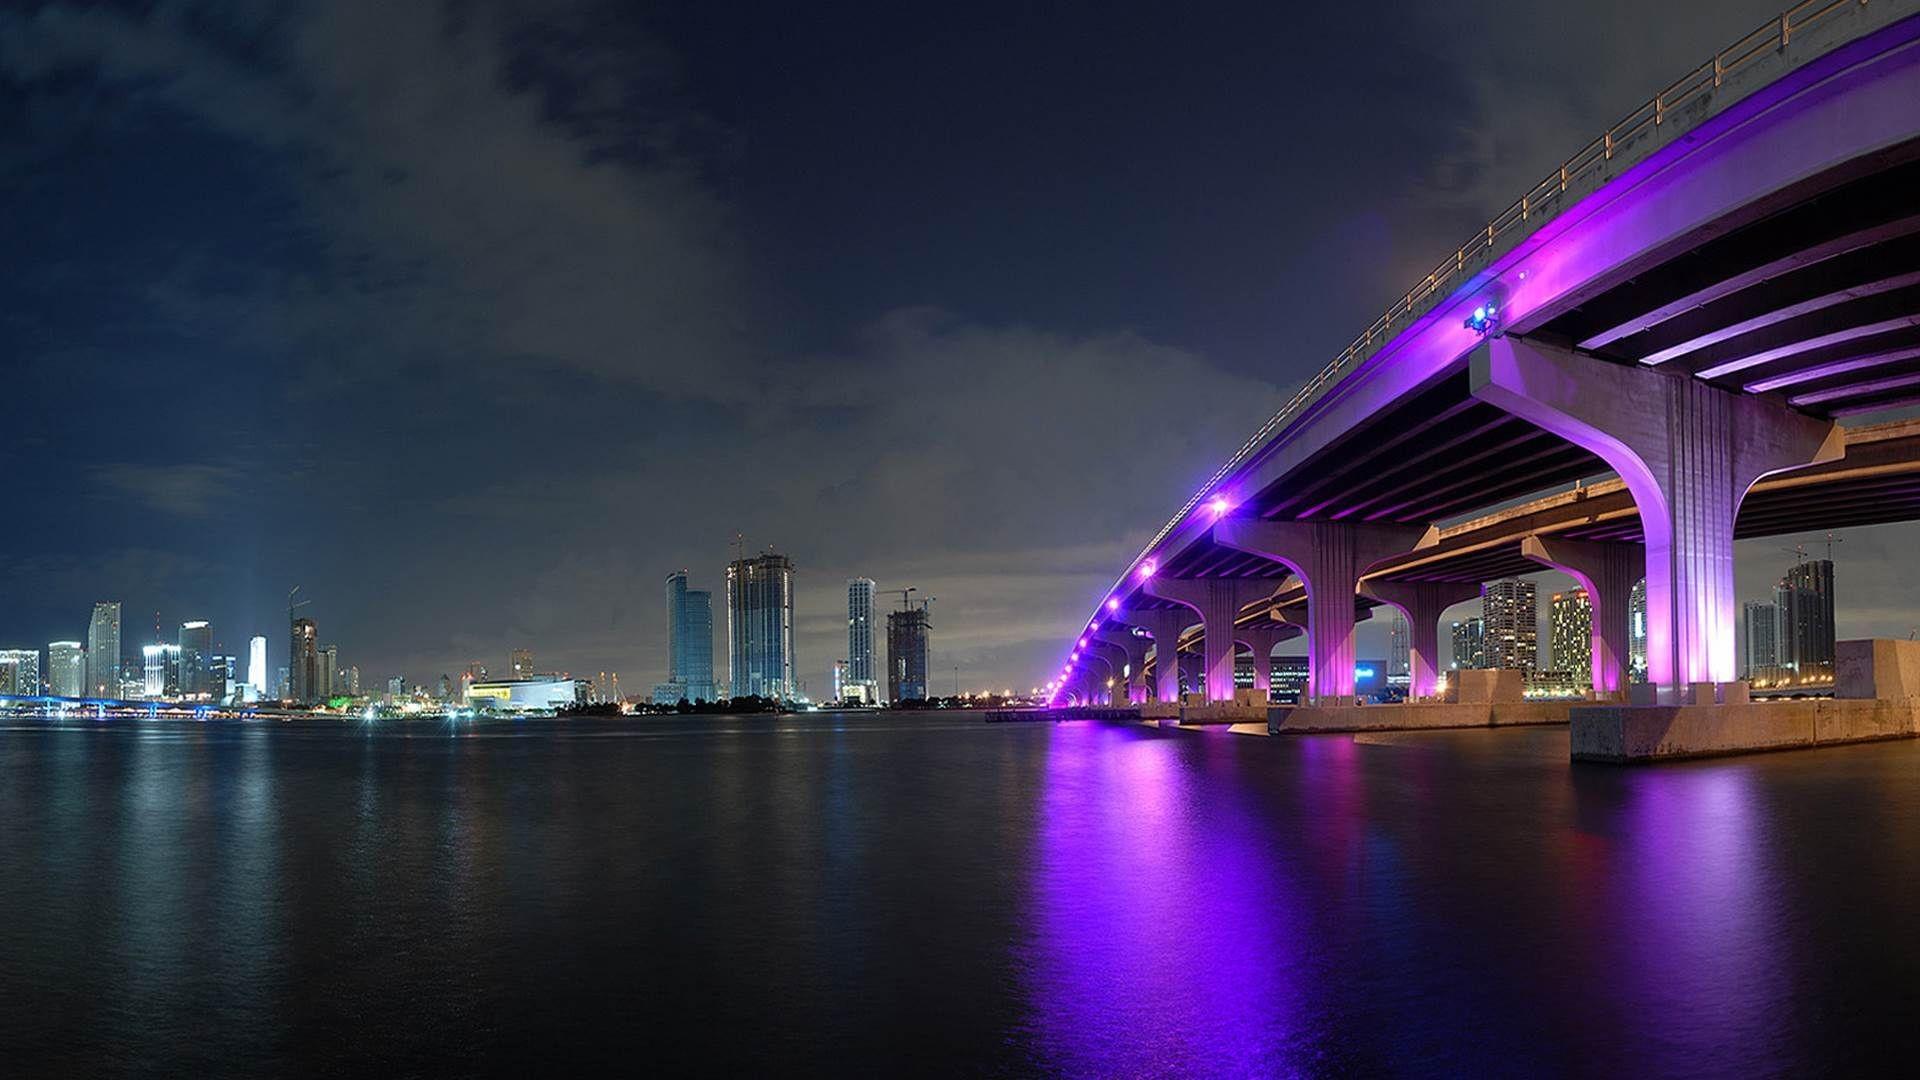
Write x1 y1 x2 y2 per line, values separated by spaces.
1019 725 1315 1075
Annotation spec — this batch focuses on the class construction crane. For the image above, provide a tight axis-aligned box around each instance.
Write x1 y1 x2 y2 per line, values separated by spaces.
1780 532 1844 563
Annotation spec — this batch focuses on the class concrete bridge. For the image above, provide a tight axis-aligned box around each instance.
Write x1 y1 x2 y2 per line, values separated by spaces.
1054 1 1920 757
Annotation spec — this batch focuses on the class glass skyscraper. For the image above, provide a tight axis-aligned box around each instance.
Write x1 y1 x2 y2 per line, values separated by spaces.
1482 578 1539 672
88 601 121 698
0 649 40 695
664 570 716 702
48 641 86 697
291 617 318 704
1775 558 1836 683
886 607 931 702
727 553 795 701
847 578 876 699
179 620 213 698
1548 589 1591 685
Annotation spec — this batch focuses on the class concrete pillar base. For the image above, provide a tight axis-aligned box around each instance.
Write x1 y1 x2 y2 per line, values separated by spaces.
1571 698 1920 762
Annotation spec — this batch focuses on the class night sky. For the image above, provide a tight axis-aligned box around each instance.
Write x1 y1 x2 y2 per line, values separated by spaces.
5 0 1915 694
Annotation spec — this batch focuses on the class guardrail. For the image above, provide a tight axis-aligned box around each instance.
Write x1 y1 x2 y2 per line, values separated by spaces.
1112 0 1887 587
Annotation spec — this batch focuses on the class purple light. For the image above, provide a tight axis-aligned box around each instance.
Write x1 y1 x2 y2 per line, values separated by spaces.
1078 637 1088 648
1208 495 1231 516
1138 560 1157 580
1106 597 1120 612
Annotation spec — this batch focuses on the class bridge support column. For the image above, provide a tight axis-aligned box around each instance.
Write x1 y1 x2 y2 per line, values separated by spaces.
1473 337 1841 697
1357 580 1483 699
1142 578 1280 702
1114 607 1193 704
1095 630 1150 704
1522 535 1642 694
1086 641 1131 705
1214 520 1426 702
1233 624 1298 699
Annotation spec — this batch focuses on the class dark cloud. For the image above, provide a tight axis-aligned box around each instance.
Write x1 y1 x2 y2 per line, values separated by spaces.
2 0 1912 692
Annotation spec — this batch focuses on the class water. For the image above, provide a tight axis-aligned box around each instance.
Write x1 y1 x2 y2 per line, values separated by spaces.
1 714 1916 1077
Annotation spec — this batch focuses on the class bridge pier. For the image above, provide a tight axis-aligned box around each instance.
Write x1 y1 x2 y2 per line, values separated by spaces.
1472 337 1841 700
1521 535 1642 694
1094 630 1150 704
1357 580 1483 699
1085 640 1131 705
1113 607 1192 704
1141 578 1278 703
1233 623 1297 699
1215 519 1425 702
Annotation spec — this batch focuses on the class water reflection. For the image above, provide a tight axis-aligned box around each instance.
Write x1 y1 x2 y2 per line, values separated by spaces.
1025 725 1313 1076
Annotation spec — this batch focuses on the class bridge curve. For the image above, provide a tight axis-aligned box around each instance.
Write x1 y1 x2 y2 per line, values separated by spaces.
1056 0 1920 707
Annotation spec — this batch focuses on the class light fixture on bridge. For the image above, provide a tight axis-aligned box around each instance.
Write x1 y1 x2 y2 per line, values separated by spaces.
1464 300 1500 335
1106 597 1121 612
1138 560 1157 580
1208 495 1232 516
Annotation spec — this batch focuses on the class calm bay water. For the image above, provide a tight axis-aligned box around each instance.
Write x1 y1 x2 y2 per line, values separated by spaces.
2 713 1917 1077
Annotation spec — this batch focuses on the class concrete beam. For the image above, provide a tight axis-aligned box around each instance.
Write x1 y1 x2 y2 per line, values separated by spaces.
1521 534 1642 693
1358 580 1484 699
1141 577 1281 703
1472 336 1840 695
1213 518 1427 702
1084 640 1131 705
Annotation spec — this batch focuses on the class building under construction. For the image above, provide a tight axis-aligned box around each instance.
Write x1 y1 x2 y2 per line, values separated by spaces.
886 606 930 702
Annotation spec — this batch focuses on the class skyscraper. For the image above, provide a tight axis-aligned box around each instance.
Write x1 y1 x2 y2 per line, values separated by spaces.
886 606 931 702
511 648 534 679
726 552 796 700
320 645 339 700
1742 600 1779 681
1548 589 1592 685
178 620 213 698
290 618 318 704
665 571 716 702
1775 557 1836 683
1629 578 1648 683
248 635 268 700
1450 618 1486 670
1387 613 1410 681
1482 578 1539 672
847 578 877 699
88 602 121 697
0 649 40 695
142 644 179 699
48 641 85 697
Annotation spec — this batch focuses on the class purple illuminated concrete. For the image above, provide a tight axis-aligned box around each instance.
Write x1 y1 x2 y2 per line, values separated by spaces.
1473 338 1840 695
1112 606 1193 704
1213 519 1425 702
1094 629 1150 704
1142 577 1281 703
1521 534 1642 693
1075 17 1920 675
1233 624 1299 697
1356 580 1483 698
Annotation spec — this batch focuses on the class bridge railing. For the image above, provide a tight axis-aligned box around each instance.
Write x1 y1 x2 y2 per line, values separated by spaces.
1114 0 1889 588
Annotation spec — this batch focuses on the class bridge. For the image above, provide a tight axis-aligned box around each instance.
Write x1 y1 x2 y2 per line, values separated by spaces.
1052 1 1920 756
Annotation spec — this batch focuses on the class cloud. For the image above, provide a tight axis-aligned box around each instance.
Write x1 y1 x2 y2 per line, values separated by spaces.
92 463 243 517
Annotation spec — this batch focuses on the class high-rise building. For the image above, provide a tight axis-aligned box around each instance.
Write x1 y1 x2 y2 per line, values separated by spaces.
0 649 40 695
48 641 86 697
1386 614 1410 681
1450 617 1486 670
248 636 268 700
290 618 318 704
320 645 339 700
1742 601 1779 680
387 676 406 703
1629 579 1648 683
88 602 122 698
1548 589 1592 685
1483 578 1539 672
178 620 213 698
210 654 234 704
831 660 849 702
726 552 796 700
886 606 931 702
511 648 534 679
1774 558 1836 683
847 578 877 699
142 643 180 699
665 571 716 702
